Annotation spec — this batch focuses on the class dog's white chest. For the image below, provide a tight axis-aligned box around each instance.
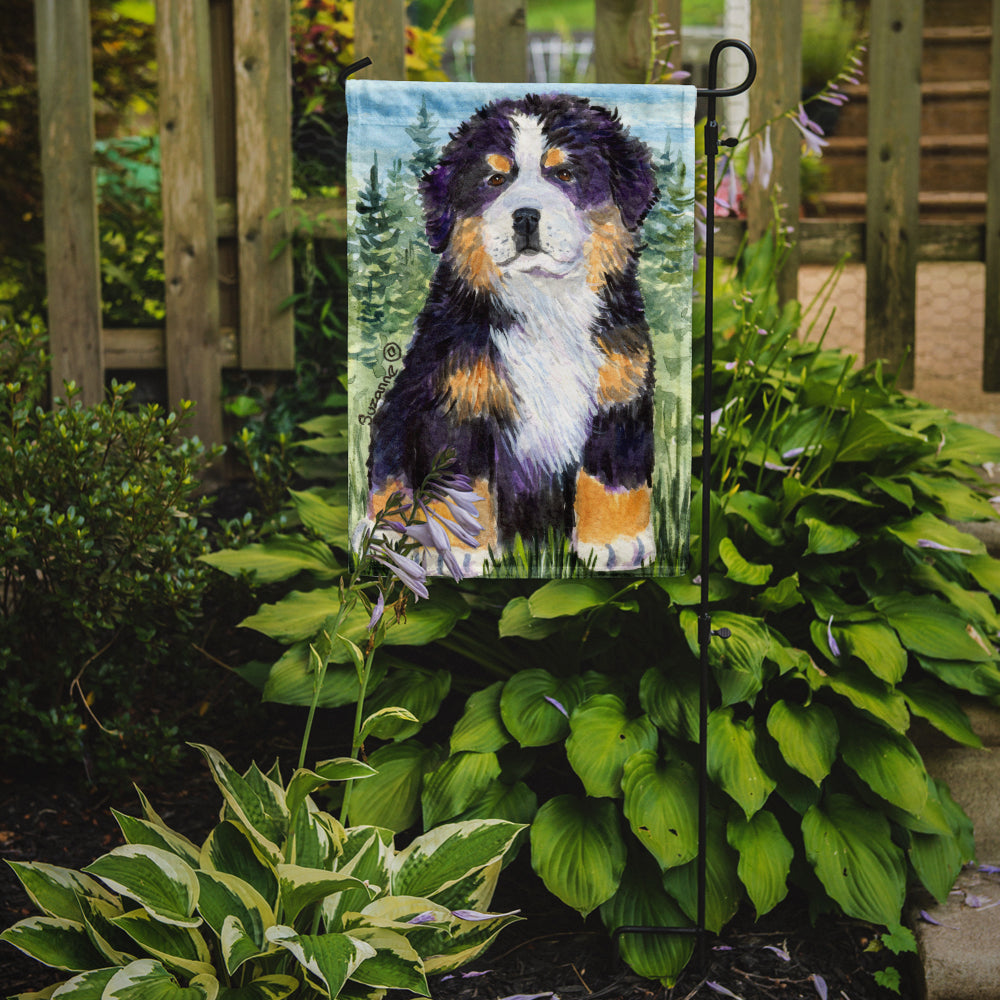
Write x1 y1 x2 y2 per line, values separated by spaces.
493 276 602 478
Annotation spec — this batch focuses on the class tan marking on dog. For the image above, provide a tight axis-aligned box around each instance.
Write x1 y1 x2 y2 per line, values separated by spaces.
486 153 513 174
427 475 497 552
367 480 409 519
449 217 502 292
597 345 651 405
542 147 567 168
438 357 519 422
574 470 651 545
583 206 632 292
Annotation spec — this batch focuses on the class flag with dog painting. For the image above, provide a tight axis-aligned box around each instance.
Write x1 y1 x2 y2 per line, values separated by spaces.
346 80 696 579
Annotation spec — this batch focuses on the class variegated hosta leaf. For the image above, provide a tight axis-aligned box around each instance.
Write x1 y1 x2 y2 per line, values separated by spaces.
4 861 118 922
529 795 626 917
345 926 429 995
195 871 274 974
276 864 375 925
450 681 511 754
565 695 658 799
190 745 287 863
77 894 135 966
214 974 299 999
391 820 524 900
727 811 793 918
285 760 375 824
45 966 118 997
424 859 501 916
83 846 200 928
802 793 906 926
600 854 694 987
706 707 776 818
110 908 214 978
0 916 107 972
420 907 523 975
421 751 502 829
265 926 375 998
323 829 393 931
288 802 343 870
102 958 218 999
765 700 838 786
621 751 699 871
112 810 202 868
200 822 278 910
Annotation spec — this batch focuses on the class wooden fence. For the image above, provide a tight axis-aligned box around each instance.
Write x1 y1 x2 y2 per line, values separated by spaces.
33 0 1000 445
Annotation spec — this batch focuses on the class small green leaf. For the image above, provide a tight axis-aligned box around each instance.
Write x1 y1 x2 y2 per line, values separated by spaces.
875 594 994 662
639 663 699 742
901 680 982 748
765 701 838 786
839 718 929 817
362 667 451 740
288 488 350 543
886 512 985 556
421 751 502 828
527 578 620 618
707 708 776 818
450 682 511 754
530 795 626 917
755 573 804 614
718 537 772 585
200 536 342 583
803 517 859 556
360 706 421 742
499 670 584 747
497 597 564 639
346 926 429 994
727 811 793 917
347 740 441 832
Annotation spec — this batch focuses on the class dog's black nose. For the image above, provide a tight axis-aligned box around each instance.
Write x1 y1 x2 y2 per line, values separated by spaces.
512 207 541 253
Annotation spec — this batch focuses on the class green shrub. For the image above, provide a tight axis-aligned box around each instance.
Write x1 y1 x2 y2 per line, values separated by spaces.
213 232 1000 984
1 744 524 998
0 317 219 783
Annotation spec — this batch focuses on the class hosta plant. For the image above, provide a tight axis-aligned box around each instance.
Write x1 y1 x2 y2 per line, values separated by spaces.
1 744 523 999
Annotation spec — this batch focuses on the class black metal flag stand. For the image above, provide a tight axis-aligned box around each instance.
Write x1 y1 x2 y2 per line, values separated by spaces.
340 39 758 974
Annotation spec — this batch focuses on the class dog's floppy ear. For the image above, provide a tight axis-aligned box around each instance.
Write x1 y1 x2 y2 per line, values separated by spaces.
419 163 454 255
607 128 659 231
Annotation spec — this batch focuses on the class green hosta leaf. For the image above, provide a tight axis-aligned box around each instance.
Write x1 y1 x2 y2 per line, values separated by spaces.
530 795 626 917
707 708 776 818
808 660 910 732
906 472 998 521
839 718 929 816
421 751 502 828
802 517 859 556
216 975 299 1000
0 916 107 971
718 537 772 585
195 871 273 974
499 670 585 747
40 966 117 998
599 853 694 986
5 862 117 922
886 512 985 556
967 553 1000 597
874 594 995 662
103 959 218 999
935 421 1000 464
910 562 1000 632
265 926 375 997
83 846 200 928
661 811 741 933
909 826 965 905
765 701 838 786
277 865 374 925
346 926 428 994
285 759 376 822
497 596 564 639
655 573 737 606
200 535 342 584
901 680 982 748
200 822 278 910
835 621 907 684
288 488 350 543
190 746 287 862
621 751 698 870
111 909 214 978
639 663 699 742
393 820 524 900
453 779 538 827
362 667 451 740
347 740 442 832
450 682 511 754
835 410 927 463
680 610 770 706
866 474 914 509
755 573 804 614
360 706 421 742
724 490 784 545
802 793 906 926
527 578 620 618
260 643 388 709
112 812 201 868
916 655 1000 697
727 811 793 917
565 695 658 798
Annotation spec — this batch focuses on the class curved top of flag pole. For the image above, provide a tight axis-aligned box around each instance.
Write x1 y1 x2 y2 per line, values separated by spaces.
697 38 756 99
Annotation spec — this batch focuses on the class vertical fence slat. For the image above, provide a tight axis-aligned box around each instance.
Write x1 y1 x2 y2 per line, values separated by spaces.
865 0 923 390
983 0 1000 390
355 0 406 80
233 0 294 370
594 0 659 84
474 0 526 82
746 0 801 304
157 0 223 444
34 0 103 405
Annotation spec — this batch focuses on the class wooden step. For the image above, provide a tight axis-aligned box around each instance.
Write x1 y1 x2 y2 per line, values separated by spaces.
922 0 992 28
822 134 989 193
813 190 987 222
922 25 993 83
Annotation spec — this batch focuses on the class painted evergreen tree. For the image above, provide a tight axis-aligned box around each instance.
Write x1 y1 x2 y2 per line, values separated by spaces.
404 95 440 182
354 151 403 333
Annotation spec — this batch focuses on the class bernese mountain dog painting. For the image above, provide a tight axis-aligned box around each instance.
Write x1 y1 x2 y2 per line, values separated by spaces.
346 83 695 578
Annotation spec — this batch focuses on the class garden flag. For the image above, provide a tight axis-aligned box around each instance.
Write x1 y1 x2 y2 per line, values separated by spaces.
346 80 696 579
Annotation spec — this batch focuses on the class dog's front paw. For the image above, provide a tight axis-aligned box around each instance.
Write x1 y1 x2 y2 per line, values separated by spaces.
574 523 655 572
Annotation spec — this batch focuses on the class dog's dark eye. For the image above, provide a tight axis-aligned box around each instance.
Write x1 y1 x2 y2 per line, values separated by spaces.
554 167 573 183
487 173 507 187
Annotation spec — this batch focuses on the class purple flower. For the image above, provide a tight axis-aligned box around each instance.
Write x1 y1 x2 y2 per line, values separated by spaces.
367 591 385 631
371 542 429 600
407 911 438 925
747 125 774 191
544 695 569 718
812 974 828 1000
827 616 841 658
763 944 790 961
404 503 465 581
423 483 482 546
451 908 520 921
791 104 828 156
917 538 973 554
706 983 742 999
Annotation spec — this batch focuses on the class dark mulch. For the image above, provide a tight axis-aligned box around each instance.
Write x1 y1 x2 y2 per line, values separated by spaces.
1 750 914 1000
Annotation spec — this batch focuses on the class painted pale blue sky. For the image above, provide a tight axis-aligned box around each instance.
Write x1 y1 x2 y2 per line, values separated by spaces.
345 80 697 197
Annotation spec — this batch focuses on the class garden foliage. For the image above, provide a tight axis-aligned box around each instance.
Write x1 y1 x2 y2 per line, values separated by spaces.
0 317 218 781
1 744 524 999
204 232 1000 985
